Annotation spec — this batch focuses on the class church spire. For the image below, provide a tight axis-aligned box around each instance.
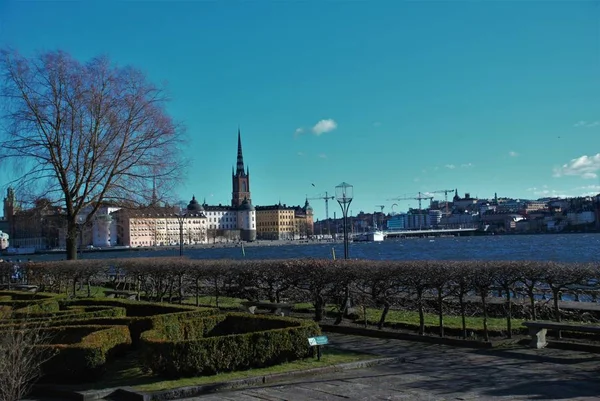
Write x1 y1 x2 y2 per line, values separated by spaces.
236 128 245 175
150 176 158 206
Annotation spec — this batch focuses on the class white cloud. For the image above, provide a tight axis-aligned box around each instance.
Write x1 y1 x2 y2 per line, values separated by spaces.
318 153 327 159
373 121 382 127
553 153 600 179
312 119 338 135
297 151 305 157
509 151 519 157
574 120 600 128
413 177 420 182
294 127 304 136
461 163 474 168
527 184 600 198
445 164 456 169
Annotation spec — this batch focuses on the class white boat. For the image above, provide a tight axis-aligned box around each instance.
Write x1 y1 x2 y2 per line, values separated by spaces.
354 230 386 242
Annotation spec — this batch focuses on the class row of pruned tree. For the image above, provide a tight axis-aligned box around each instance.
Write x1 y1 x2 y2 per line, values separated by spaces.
3 258 599 341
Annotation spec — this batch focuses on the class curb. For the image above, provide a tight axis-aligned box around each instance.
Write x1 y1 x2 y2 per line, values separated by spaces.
61 357 397 401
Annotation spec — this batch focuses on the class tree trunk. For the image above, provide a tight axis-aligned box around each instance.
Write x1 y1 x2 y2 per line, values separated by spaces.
417 288 425 336
505 286 512 339
178 274 183 304
66 222 78 260
459 292 467 339
314 294 325 322
481 290 489 342
552 287 561 322
378 301 390 330
527 287 537 320
437 288 444 338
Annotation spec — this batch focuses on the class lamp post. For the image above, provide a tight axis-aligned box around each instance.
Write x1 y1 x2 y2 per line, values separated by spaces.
76 215 85 259
175 206 187 257
335 182 353 259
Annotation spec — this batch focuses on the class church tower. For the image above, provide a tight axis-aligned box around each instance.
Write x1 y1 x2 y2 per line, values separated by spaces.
231 129 251 208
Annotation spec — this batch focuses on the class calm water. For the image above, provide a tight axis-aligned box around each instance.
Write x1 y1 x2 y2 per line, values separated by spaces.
21 233 600 263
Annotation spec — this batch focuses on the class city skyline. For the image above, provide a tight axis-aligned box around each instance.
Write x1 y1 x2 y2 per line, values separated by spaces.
0 1 599 220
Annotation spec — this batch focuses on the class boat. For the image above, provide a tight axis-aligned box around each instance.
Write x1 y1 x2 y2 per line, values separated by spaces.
353 230 386 242
2 247 36 256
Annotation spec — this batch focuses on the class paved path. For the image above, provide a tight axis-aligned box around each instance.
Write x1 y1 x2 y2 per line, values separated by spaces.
182 333 600 400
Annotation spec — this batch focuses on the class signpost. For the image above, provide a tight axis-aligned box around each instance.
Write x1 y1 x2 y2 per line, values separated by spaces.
308 335 329 361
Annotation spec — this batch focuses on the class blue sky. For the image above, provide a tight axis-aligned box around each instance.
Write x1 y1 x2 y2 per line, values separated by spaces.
1 0 599 220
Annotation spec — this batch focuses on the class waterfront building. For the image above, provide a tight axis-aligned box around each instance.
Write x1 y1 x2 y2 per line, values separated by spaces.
255 203 296 240
452 190 478 212
114 199 207 247
387 213 407 230
199 129 256 242
428 210 442 227
113 129 257 245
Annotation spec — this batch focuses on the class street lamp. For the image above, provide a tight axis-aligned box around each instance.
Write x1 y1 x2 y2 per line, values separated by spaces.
175 205 187 257
76 215 85 259
335 182 353 259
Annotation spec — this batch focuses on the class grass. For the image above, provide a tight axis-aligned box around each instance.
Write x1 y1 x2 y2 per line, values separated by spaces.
183 295 244 309
361 308 523 332
63 348 373 393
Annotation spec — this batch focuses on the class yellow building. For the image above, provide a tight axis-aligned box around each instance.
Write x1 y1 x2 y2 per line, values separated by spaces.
255 200 314 240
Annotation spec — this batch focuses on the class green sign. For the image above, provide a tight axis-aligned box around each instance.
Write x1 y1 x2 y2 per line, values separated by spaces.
308 336 329 346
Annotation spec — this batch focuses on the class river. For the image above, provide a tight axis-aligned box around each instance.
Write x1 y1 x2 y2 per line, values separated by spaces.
14 233 600 263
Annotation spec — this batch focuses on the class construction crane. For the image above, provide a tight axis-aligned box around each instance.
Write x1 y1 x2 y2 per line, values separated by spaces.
387 192 433 211
308 192 335 233
432 189 454 214
375 205 385 230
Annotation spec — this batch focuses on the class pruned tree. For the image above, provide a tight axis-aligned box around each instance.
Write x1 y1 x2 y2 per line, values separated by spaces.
0 49 185 260
0 310 55 401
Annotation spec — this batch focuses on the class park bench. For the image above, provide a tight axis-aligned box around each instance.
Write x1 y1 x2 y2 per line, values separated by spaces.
13 284 38 292
241 301 293 317
522 321 600 349
104 290 137 300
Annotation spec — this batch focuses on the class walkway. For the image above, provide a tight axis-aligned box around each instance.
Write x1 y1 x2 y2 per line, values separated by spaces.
183 333 600 400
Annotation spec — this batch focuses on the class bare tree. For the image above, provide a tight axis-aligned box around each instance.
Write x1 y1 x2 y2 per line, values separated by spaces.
0 310 55 401
0 49 185 259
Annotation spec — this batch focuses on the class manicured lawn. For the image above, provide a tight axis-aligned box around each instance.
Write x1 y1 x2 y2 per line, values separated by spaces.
183 295 244 308
362 308 523 332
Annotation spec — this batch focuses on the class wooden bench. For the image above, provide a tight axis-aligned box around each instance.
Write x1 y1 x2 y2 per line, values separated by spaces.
104 290 137 300
522 321 600 349
241 301 293 317
13 284 38 292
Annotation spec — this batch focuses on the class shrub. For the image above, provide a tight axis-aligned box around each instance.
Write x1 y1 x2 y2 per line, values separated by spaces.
0 291 61 313
40 325 131 382
140 313 320 378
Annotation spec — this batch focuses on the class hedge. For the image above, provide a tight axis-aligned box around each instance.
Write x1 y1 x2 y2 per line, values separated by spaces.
0 291 61 313
64 297 204 317
40 324 132 382
140 313 320 378
8 305 127 325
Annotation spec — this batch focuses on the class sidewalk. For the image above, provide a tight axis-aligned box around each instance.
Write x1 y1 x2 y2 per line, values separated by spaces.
183 332 600 400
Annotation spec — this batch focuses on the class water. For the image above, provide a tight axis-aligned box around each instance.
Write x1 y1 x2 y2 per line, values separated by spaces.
20 233 600 263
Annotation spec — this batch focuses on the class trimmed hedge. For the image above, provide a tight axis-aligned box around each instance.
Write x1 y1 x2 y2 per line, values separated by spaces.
55 298 217 345
40 325 132 382
65 297 204 317
0 291 61 313
8 305 127 325
140 313 320 378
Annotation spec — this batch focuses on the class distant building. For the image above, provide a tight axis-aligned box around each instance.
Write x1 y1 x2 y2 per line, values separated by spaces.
113 129 257 246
